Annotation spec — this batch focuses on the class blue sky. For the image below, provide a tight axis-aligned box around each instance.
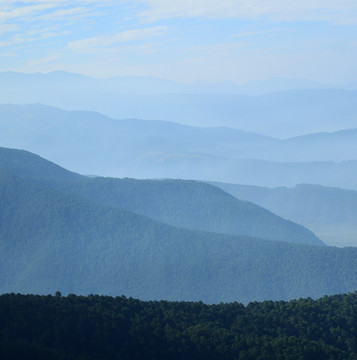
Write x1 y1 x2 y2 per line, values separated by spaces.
1 0 357 84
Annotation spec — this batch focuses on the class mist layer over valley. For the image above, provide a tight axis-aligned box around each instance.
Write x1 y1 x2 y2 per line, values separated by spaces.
2 102 357 191
2 72 357 138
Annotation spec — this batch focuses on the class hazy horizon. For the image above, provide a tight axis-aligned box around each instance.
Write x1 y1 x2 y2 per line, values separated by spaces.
1 1 357 85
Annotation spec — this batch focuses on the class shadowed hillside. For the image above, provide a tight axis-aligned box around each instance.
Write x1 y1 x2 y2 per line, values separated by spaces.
0 146 323 246
1 150 357 303
212 182 357 247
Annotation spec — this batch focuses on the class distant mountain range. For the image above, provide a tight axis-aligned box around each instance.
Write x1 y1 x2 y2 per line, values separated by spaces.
1 71 357 137
1 104 357 189
3 146 357 303
255 128 357 162
3 71 356 95
211 182 357 247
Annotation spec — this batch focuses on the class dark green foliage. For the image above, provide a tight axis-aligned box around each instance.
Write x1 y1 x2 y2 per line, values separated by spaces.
1 292 357 360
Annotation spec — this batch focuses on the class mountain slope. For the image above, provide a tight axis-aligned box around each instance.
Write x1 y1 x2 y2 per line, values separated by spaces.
211 182 357 247
60 177 324 246
0 146 324 246
2 104 357 189
0 103 275 176
248 128 357 162
0 146 82 182
2 72 357 137
0 170 357 304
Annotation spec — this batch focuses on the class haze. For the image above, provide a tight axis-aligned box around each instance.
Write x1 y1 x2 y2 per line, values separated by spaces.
1 0 357 85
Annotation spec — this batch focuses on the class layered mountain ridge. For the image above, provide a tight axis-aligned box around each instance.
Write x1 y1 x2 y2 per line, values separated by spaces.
2 104 357 189
2 147 357 304
1 71 357 137
212 182 357 247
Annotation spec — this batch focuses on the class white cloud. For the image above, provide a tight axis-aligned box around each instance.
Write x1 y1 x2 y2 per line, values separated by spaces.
0 25 70 48
0 3 55 22
0 24 18 35
68 26 168 53
231 28 289 38
0 0 115 23
32 6 94 22
137 0 357 24
27 54 61 66
0 1 118 50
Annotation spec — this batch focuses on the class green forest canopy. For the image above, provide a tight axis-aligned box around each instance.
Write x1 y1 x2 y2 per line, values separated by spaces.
1 292 357 360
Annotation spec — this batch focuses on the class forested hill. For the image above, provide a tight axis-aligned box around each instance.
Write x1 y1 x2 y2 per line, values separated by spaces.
210 181 357 247
59 177 324 246
1 292 357 360
0 146 82 182
1 168 357 303
0 146 324 246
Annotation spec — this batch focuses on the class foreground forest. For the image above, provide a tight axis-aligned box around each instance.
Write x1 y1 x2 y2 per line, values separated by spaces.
1 292 357 360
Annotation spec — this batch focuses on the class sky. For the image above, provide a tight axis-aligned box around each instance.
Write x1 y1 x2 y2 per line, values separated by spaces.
1 0 357 84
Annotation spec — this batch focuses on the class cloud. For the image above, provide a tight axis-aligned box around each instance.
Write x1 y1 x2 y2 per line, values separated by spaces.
231 28 289 38
0 25 70 48
32 6 95 22
137 0 357 24
3 0 356 27
68 26 168 53
0 3 54 22
0 1 114 23
0 24 18 35
27 54 61 66
0 1 118 49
